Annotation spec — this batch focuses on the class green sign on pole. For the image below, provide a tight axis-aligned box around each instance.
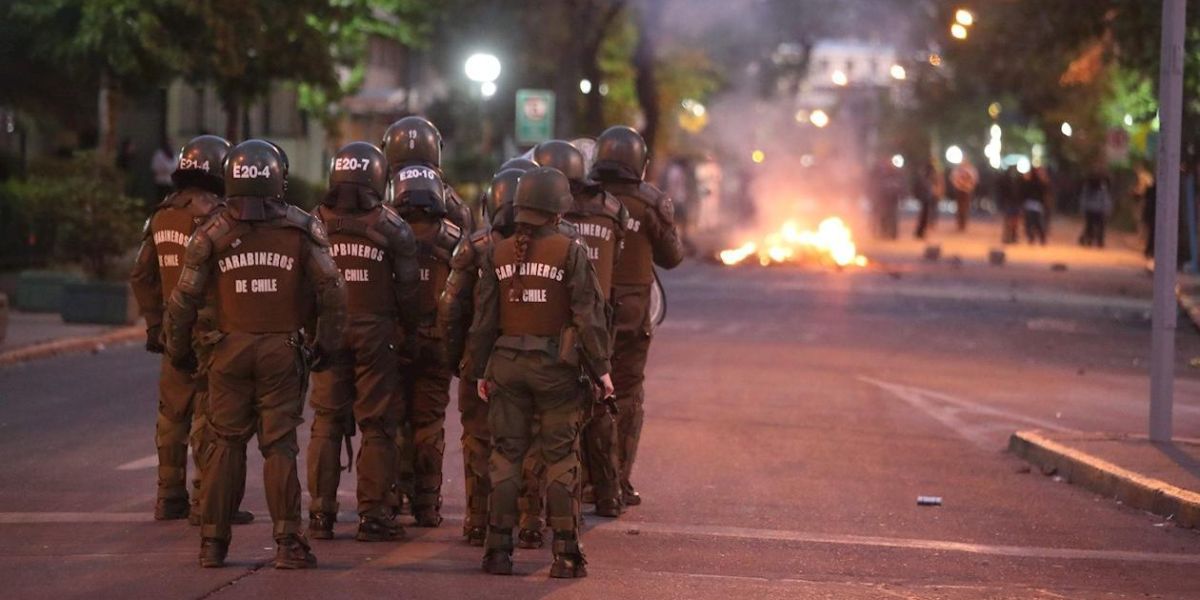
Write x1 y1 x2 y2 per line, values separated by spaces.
515 89 555 146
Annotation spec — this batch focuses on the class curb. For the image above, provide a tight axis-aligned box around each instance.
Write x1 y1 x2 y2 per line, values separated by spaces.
0 326 142 367
1009 430 1200 528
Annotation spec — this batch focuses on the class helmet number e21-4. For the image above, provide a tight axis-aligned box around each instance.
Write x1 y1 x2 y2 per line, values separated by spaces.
233 165 272 179
333 157 372 172
179 158 210 171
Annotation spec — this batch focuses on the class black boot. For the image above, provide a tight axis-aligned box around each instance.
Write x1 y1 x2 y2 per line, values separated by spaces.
273 534 317 569
595 498 622 518
464 526 487 547
621 483 642 506
357 515 404 542
482 550 513 575
412 506 442 527
232 510 255 525
517 527 544 549
549 533 587 578
199 537 228 568
307 512 336 540
155 498 190 521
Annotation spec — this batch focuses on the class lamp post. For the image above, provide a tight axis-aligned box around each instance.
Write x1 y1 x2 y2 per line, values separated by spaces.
464 53 502 185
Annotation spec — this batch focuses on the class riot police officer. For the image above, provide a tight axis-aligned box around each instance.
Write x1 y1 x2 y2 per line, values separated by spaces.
438 167 526 546
130 135 251 525
388 164 462 527
589 126 684 507
382 116 474 232
535 140 627 518
467 167 613 578
499 157 539 173
305 142 420 542
165 139 348 569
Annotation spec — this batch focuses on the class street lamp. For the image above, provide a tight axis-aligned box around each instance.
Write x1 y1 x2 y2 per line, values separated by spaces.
945 145 964 165
831 70 849 86
1060 121 1073 137
464 52 501 94
955 9 974 27
889 64 907 80
950 23 968 40
810 109 830 128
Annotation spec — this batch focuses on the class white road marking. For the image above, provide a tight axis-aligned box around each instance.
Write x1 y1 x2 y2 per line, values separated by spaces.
858 376 1072 450
115 454 159 471
3 511 1196 565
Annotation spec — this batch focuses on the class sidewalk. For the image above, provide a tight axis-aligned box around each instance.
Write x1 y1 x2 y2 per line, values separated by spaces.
1011 431 1200 528
0 310 142 366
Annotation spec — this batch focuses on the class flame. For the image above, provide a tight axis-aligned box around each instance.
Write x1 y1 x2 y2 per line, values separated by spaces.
719 216 868 268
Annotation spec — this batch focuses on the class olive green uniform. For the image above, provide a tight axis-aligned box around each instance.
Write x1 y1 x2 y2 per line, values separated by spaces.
130 188 228 516
598 180 684 499
306 204 419 520
395 217 461 518
165 204 347 543
466 225 610 555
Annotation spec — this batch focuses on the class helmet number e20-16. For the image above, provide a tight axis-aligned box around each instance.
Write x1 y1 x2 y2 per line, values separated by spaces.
334 157 372 172
233 165 272 179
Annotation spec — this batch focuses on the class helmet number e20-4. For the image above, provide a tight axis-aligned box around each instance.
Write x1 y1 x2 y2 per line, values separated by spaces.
334 157 372 172
233 165 272 179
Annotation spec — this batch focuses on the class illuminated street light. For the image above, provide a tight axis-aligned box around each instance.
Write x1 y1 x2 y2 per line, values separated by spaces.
945 145 964 165
579 79 593 94
951 23 968 40
988 102 1001 119
1060 121 1073 137
480 81 497 97
810 109 830 128
464 53 501 83
891 154 905 168
831 70 849 86
955 9 975 27
598 83 610 96
1124 113 1134 127
928 53 943 67
889 64 907 80
751 149 765 164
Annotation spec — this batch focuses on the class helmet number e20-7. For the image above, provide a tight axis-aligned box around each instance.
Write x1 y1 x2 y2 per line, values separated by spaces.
334 157 372 172
179 158 210 171
232 165 271 179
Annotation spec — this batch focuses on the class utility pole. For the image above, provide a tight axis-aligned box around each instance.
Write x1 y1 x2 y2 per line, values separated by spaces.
1149 0 1187 442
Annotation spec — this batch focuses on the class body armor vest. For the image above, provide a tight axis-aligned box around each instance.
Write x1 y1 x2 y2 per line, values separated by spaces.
316 206 395 316
612 190 655 286
214 225 308 332
410 219 457 326
151 206 201 301
567 191 621 299
494 232 572 337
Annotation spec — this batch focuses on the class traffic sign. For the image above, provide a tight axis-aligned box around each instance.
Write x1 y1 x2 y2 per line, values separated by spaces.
515 89 555 145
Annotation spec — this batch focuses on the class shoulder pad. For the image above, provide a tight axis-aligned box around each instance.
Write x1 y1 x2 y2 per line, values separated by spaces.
602 192 624 216
184 190 222 219
373 207 415 250
200 211 240 252
436 219 463 251
637 182 674 222
283 205 329 247
381 206 406 229
557 219 581 239
450 239 476 269
469 228 491 248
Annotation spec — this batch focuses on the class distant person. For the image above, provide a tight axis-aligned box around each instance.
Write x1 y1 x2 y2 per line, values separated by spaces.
1078 173 1112 248
949 158 979 231
997 166 1022 244
913 160 942 239
1022 167 1048 245
870 156 903 239
151 137 175 201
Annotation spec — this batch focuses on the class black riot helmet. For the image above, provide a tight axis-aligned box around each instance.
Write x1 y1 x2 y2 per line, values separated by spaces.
533 140 587 186
329 142 387 196
485 168 524 222
172 135 230 194
388 164 446 219
381 116 442 169
499 157 538 172
514 167 572 226
592 125 648 182
224 139 286 199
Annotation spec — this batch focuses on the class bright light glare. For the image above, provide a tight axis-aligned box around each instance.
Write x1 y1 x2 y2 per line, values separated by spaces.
810 109 830 128
1060 122 1073 137
579 79 592 94
988 102 1001 119
751 150 765 164
800 154 815 168
951 24 968 40
929 53 944 66
794 109 809 123
480 81 497 97
465 53 501 83
1017 157 1032 174
945 145 964 165
891 154 905 168
831 70 849 86
889 64 906 80
598 83 610 96
955 9 974 26
1123 113 1134 127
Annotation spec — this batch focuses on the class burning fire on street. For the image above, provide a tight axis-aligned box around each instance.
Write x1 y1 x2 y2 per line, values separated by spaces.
718 216 868 269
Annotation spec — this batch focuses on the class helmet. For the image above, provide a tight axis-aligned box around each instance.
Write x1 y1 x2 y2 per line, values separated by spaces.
593 125 648 181
533 140 587 184
514 167 571 225
224 139 286 198
485 168 524 221
388 164 446 218
381 116 442 169
329 141 387 196
173 135 230 193
499 157 538 172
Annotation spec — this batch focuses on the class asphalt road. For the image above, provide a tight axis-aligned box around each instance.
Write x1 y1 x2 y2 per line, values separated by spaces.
2 246 1200 599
